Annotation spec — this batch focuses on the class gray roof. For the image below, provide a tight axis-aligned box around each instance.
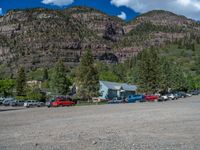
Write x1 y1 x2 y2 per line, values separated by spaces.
100 81 137 91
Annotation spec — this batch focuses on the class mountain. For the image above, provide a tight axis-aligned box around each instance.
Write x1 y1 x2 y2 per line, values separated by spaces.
0 7 200 74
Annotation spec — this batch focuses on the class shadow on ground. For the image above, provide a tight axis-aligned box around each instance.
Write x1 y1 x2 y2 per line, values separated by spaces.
0 107 25 112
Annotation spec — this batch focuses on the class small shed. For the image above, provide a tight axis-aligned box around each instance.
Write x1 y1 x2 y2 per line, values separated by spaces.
99 81 137 100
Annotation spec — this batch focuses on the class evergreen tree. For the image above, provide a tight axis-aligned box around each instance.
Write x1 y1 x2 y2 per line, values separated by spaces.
137 49 160 93
171 65 188 91
51 59 69 95
195 49 200 74
16 66 26 96
0 79 15 97
43 68 49 81
76 49 99 101
159 58 172 93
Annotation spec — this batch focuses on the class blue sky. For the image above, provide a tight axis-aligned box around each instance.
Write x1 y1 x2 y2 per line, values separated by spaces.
0 0 139 21
1 0 200 21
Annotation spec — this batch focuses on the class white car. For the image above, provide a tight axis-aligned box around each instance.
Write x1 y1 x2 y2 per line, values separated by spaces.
24 100 45 108
186 93 192 97
24 100 38 108
161 95 168 101
167 94 176 100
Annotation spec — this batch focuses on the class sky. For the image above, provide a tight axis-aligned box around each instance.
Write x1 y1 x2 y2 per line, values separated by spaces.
0 0 200 21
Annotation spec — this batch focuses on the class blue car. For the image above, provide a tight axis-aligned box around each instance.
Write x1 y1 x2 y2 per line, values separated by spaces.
127 95 145 103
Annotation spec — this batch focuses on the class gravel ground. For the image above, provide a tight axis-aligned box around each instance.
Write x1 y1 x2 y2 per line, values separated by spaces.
0 96 200 150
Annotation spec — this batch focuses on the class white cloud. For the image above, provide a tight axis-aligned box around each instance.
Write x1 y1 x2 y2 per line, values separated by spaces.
117 11 127 20
111 0 200 20
0 8 2 15
42 0 74 6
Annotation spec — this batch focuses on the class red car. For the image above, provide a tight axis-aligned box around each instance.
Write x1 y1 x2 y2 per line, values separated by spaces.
51 97 75 107
145 95 159 102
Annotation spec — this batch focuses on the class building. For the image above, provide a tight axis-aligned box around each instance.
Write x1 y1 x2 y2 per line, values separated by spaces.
26 80 42 88
99 81 137 100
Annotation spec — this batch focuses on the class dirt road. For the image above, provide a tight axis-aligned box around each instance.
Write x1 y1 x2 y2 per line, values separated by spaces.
0 96 200 150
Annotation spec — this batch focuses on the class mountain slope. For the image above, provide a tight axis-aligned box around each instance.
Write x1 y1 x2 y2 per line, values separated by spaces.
0 7 200 74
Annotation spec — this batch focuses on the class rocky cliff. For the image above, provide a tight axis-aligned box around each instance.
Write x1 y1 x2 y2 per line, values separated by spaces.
0 7 199 72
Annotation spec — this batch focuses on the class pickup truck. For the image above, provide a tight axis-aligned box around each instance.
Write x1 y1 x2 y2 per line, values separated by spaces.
127 95 145 103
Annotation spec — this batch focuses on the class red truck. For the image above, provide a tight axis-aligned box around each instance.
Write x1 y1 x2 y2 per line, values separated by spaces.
145 95 159 102
51 97 75 107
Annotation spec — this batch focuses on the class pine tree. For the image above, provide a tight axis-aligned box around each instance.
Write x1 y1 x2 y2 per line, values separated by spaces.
159 58 172 93
195 49 200 74
137 49 160 93
171 65 188 91
51 59 69 95
16 66 26 96
76 49 99 101
43 68 49 81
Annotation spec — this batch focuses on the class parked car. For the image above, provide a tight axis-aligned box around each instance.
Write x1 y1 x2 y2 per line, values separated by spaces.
173 92 182 99
108 97 125 104
145 95 159 102
36 102 45 107
51 97 75 107
24 100 38 108
190 90 199 95
167 93 176 100
186 93 192 97
158 97 165 102
161 95 168 101
3 98 15 106
178 92 187 98
127 95 145 103
0 97 5 105
10 100 24 106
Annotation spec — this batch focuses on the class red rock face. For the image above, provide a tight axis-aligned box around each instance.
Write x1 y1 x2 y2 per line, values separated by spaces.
0 7 199 72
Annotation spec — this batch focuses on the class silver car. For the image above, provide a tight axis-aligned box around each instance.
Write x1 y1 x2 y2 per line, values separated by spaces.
10 100 24 106
24 100 45 108
3 98 15 106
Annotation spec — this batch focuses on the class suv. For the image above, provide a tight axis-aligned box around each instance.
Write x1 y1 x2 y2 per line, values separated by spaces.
10 100 24 106
3 98 15 106
51 97 75 107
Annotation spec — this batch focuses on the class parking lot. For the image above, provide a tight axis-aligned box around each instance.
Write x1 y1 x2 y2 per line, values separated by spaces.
0 96 200 150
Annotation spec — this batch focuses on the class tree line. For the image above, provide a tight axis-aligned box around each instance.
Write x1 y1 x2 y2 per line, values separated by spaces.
0 48 199 101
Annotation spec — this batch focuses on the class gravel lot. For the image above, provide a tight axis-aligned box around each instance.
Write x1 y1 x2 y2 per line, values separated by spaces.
0 96 200 150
